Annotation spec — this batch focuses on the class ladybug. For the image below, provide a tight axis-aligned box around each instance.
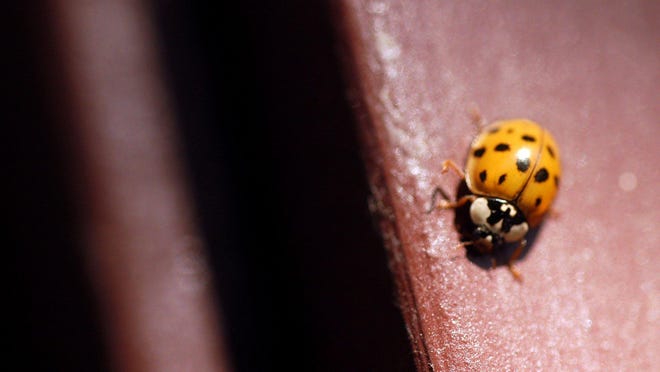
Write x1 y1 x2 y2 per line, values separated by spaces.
432 118 561 279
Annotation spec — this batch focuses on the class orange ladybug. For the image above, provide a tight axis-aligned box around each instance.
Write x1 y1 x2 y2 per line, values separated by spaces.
434 119 561 279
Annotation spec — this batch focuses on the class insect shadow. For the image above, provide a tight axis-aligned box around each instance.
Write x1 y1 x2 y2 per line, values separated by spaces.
443 180 543 272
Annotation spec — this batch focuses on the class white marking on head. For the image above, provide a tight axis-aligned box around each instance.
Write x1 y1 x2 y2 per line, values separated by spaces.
504 221 528 242
469 197 490 226
470 197 529 243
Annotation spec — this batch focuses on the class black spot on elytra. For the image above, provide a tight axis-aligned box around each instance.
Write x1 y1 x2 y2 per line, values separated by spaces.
494 143 510 151
488 127 500 134
498 173 507 185
473 147 486 157
522 134 536 142
546 145 556 159
534 168 549 183
479 170 487 182
516 157 530 172
554 176 560 187
507 128 514 134
535 197 542 207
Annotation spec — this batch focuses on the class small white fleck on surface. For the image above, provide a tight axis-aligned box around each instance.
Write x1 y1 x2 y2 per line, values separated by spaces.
367 1 388 14
618 172 638 192
375 31 401 62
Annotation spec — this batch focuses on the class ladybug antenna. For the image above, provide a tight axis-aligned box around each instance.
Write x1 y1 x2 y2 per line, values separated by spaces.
467 106 485 131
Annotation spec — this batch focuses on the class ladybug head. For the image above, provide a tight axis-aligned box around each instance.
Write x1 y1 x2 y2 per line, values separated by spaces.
468 197 528 250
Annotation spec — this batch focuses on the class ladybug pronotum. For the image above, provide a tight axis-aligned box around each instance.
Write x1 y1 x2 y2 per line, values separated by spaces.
434 118 561 280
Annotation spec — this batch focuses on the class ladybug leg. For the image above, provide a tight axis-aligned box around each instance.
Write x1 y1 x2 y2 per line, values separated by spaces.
427 187 450 213
430 193 476 212
547 207 561 219
460 241 474 250
449 241 472 260
508 266 522 282
453 240 474 253
427 160 468 212
509 239 526 261
427 186 475 213
441 159 466 179
507 239 527 282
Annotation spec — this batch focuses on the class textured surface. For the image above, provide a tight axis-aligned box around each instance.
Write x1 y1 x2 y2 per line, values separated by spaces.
336 1 659 370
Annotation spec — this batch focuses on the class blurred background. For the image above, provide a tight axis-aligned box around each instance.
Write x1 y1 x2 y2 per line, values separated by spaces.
7 1 414 371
